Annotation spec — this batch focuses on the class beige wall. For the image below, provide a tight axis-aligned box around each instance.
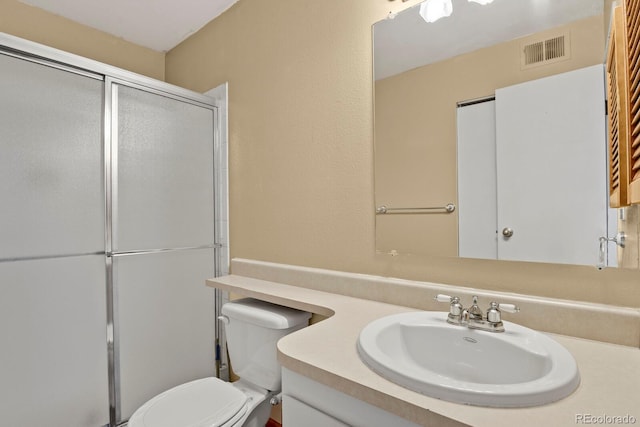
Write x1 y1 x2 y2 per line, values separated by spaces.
620 206 640 268
0 0 165 80
165 0 640 309
2 0 632 304
375 16 605 257
165 0 386 273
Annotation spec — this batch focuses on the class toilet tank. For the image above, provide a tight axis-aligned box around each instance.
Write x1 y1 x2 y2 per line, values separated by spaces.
221 298 310 391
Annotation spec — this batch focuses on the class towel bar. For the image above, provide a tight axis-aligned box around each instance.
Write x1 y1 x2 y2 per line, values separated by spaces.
375 203 456 214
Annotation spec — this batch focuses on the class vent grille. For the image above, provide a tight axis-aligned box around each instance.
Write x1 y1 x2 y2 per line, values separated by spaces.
523 42 544 65
545 36 566 60
521 33 570 68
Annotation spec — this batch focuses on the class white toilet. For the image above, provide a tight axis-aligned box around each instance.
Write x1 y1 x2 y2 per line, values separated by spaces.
128 298 311 427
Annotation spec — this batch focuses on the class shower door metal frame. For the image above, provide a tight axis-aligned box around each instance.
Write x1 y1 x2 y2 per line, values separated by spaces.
105 76 220 425
0 33 224 427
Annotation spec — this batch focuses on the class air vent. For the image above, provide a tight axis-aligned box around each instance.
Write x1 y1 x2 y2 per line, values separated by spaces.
544 36 566 60
521 32 570 69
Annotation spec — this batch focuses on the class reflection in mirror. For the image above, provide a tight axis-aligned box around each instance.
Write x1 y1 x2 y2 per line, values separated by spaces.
372 0 634 267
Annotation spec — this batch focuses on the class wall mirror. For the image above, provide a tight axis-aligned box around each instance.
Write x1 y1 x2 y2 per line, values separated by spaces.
372 0 631 268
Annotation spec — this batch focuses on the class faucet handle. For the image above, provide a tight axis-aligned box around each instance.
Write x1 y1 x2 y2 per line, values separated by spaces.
434 294 462 314
435 294 464 324
434 294 454 303
497 303 520 313
486 301 520 325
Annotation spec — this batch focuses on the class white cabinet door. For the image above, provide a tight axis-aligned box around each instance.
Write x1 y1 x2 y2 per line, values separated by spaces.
283 396 350 427
282 368 421 427
494 65 608 265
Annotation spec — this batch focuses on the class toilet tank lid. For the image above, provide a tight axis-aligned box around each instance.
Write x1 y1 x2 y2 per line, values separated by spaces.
221 298 311 329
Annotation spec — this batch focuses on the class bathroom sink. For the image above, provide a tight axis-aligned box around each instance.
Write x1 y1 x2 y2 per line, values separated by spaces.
356 311 580 407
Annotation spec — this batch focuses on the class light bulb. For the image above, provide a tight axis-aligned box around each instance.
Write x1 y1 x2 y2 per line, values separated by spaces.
419 0 453 23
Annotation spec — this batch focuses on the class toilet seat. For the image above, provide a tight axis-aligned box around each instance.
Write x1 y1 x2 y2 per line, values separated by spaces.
127 377 249 427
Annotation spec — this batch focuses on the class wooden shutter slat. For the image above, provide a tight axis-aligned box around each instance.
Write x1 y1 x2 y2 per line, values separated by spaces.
632 156 640 173
631 102 640 124
629 0 640 203
607 6 630 206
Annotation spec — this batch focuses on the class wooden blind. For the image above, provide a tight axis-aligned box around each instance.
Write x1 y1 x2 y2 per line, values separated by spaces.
626 0 640 203
607 6 630 207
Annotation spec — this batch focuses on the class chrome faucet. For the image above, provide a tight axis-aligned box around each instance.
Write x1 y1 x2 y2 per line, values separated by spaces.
434 294 520 333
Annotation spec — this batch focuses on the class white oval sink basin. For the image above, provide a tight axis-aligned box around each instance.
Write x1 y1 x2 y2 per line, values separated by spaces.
357 311 580 407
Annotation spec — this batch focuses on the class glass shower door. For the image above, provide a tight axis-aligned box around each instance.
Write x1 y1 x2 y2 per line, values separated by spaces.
0 53 108 426
108 82 217 423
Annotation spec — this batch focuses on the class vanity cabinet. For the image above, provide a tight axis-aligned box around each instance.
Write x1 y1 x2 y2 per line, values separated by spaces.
281 368 424 427
283 396 349 427
606 0 640 207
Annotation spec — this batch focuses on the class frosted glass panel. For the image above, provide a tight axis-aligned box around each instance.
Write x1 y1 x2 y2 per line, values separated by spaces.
115 85 215 251
115 248 216 421
0 54 104 259
0 255 109 426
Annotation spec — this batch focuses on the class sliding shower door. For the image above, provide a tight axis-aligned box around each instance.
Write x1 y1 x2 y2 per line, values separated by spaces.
0 39 220 427
109 82 217 422
0 53 109 426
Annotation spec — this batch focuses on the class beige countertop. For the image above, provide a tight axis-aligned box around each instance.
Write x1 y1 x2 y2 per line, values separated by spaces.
207 274 640 427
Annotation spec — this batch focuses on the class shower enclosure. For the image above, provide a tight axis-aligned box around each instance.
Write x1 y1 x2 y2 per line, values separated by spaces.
0 35 224 427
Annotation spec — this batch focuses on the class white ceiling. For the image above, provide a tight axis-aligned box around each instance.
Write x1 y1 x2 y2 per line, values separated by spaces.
374 0 605 80
19 0 240 52
16 0 605 66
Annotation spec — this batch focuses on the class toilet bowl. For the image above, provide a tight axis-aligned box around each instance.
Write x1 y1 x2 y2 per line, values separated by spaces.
128 298 310 427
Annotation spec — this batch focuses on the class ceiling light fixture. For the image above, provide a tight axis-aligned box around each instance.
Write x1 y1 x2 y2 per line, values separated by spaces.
468 0 494 4
419 0 453 23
